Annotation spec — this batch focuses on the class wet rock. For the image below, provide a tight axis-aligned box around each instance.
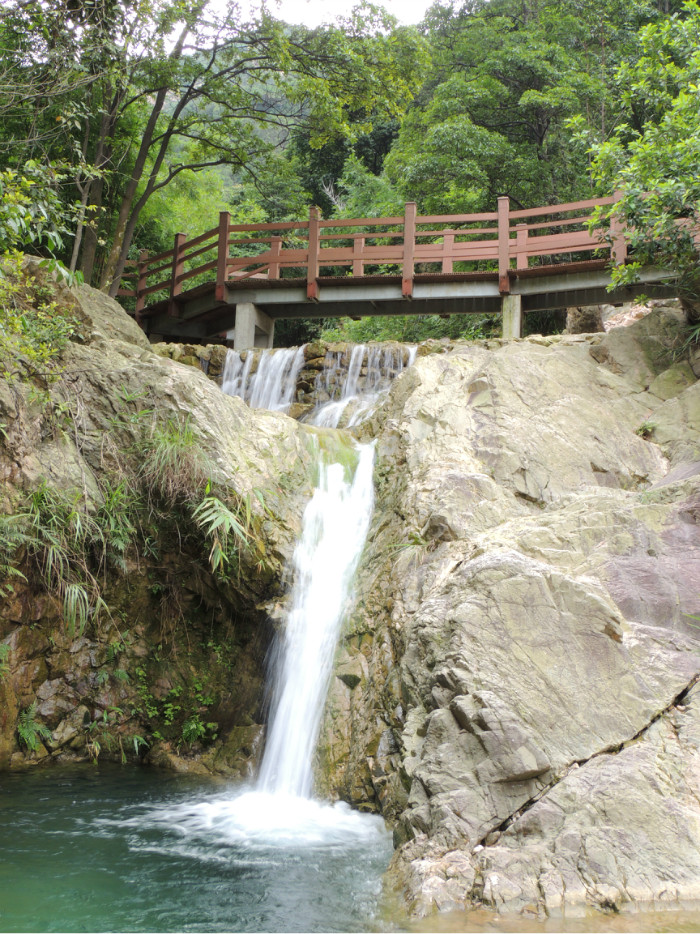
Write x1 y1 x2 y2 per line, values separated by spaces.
50 706 90 750
36 679 81 727
212 724 265 777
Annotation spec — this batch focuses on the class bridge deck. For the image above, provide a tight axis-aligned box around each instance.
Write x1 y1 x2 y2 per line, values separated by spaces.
118 197 679 346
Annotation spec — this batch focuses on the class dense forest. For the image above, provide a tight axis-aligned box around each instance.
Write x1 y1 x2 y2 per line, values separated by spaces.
1 0 698 344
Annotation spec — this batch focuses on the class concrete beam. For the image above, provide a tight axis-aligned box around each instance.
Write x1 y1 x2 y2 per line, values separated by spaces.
502 294 523 340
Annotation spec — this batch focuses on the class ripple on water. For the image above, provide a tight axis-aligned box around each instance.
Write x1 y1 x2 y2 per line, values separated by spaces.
0 767 393 934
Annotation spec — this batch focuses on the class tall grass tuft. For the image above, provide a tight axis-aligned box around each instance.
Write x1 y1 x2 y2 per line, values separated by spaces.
140 415 213 505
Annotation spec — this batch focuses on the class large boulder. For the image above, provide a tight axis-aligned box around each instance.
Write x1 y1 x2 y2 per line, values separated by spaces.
317 304 700 921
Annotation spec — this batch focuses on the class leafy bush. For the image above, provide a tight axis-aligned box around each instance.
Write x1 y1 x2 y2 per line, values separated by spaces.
181 713 217 748
321 312 500 344
0 252 79 383
0 161 71 256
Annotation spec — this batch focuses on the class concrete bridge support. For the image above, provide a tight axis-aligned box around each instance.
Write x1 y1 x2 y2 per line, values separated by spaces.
226 302 275 350
502 294 523 339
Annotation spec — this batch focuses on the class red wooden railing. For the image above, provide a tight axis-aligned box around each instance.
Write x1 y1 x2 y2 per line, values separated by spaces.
118 194 626 317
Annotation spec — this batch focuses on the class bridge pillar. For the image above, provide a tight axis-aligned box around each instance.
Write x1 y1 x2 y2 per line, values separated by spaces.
502 294 523 339
227 303 275 351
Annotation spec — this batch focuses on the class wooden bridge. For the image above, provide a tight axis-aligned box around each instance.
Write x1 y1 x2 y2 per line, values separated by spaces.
119 194 678 349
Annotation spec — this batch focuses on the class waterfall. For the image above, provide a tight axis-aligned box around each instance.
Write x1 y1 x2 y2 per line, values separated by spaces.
221 342 417 427
90 352 394 931
307 343 417 429
258 442 375 797
221 346 306 412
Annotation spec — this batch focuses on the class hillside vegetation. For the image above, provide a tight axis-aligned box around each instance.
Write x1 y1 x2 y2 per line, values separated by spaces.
0 0 699 342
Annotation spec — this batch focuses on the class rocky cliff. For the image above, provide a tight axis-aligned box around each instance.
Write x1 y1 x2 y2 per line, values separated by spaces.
315 301 700 920
0 264 319 773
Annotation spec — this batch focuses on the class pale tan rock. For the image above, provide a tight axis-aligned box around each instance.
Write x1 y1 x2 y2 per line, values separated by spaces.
318 304 700 920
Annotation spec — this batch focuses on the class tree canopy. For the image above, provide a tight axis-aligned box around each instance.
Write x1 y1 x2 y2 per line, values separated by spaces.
0 0 696 340
588 0 700 318
0 0 426 292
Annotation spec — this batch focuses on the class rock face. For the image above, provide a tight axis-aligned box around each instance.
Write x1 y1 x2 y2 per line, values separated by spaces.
316 301 700 920
565 303 605 333
0 269 318 772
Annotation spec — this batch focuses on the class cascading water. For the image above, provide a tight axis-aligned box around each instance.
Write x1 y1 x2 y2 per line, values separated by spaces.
221 341 417 428
79 434 390 931
258 442 375 797
221 345 306 412
307 343 417 429
54 344 412 931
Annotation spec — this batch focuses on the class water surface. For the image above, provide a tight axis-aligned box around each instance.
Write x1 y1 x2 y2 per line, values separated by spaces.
0 765 392 933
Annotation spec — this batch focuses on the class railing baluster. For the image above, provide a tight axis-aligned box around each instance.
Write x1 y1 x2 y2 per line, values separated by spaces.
353 235 365 277
497 196 510 294
307 205 320 300
269 235 281 279
402 201 417 298
215 211 231 301
442 233 454 274
515 223 528 270
169 232 186 317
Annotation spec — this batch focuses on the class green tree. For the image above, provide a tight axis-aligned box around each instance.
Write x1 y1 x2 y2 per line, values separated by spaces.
379 0 671 213
0 1 426 294
589 1 700 319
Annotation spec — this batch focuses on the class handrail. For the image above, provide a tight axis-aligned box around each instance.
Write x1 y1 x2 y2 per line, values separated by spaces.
119 194 631 313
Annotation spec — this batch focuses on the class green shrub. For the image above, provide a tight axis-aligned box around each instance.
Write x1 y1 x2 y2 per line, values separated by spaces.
0 252 79 384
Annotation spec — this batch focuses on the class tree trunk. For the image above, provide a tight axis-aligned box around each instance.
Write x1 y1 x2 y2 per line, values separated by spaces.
99 23 191 292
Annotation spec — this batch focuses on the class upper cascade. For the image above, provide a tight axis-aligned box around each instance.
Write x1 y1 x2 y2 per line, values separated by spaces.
221 345 306 412
306 344 417 429
221 342 416 426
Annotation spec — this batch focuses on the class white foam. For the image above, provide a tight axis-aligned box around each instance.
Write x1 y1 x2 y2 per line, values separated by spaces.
118 790 386 852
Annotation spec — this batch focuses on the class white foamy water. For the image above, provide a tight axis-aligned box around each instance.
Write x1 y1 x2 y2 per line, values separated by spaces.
221 345 306 411
118 788 385 852
308 343 417 428
222 342 417 426
258 442 376 797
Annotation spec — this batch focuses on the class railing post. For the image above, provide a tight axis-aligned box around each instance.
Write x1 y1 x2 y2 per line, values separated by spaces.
169 232 186 317
610 191 627 265
515 223 528 270
269 235 281 279
497 196 511 294
135 249 148 324
216 211 231 301
353 235 365 277
402 201 417 298
307 205 320 300
441 233 454 274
